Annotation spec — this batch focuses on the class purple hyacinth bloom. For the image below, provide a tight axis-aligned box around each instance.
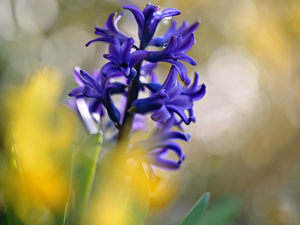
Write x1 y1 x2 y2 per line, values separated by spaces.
123 3 180 49
132 66 206 124
68 2 206 174
68 67 105 123
128 116 189 171
149 20 200 47
146 33 196 82
132 67 186 124
86 12 130 46
69 69 126 125
101 36 150 79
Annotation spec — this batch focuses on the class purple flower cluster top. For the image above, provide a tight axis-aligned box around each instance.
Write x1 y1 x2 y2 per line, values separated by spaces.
69 3 206 173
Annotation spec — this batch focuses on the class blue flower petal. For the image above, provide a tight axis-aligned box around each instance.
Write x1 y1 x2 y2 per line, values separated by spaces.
109 36 121 59
83 86 102 99
123 5 145 28
132 98 163 114
69 86 85 97
121 38 134 64
160 8 181 18
151 104 171 122
128 50 150 67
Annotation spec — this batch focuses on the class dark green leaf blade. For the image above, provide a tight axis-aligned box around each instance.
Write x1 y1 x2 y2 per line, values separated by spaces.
180 192 210 225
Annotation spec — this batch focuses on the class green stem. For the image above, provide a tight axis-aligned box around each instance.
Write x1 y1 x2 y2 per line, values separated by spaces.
117 60 143 145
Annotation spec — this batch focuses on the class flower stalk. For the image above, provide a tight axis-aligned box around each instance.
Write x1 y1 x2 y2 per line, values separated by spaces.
117 59 143 144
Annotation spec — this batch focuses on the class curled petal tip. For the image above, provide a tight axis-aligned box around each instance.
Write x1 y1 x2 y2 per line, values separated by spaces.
185 133 191 141
190 116 196 123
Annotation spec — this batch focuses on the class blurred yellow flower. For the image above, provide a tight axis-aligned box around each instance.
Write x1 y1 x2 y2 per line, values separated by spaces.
4 67 77 223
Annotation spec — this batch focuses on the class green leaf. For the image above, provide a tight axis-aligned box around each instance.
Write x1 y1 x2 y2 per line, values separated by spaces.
180 192 210 225
71 133 102 225
199 196 243 225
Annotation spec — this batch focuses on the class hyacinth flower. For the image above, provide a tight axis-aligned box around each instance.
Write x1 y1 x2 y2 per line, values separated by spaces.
150 19 200 47
86 12 130 46
69 69 126 125
128 116 190 172
123 3 180 49
146 33 197 82
71 67 105 120
101 36 150 78
131 66 206 124
67 4 207 221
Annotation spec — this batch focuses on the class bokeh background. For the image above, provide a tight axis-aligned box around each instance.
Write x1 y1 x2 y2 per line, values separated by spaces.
1 0 300 224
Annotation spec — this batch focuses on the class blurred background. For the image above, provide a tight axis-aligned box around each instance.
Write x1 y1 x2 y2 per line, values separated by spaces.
1 0 300 224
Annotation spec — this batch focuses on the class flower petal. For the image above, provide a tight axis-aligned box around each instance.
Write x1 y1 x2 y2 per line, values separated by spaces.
69 86 85 97
83 86 102 99
129 50 150 67
179 54 197 65
85 37 110 46
109 36 121 59
163 60 187 81
179 20 200 36
105 12 119 33
144 82 162 93
149 20 178 47
160 8 181 18
167 105 192 125
160 66 178 90
151 104 171 122
123 5 145 28
165 34 182 54
100 62 123 78
121 38 134 64
177 33 195 53
132 98 163 114
182 72 206 100
162 142 185 163
165 131 191 142
73 67 84 86
110 82 127 94
166 95 193 110
80 70 99 91
151 156 180 170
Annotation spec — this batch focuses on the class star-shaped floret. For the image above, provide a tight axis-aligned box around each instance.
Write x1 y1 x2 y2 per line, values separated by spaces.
132 66 206 124
123 3 180 49
146 34 196 82
69 69 126 125
86 12 130 46
149 20 200 47
101 36 150 79
128 116 189 171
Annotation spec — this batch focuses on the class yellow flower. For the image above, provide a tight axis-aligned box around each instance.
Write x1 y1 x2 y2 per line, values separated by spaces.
5 67 77 223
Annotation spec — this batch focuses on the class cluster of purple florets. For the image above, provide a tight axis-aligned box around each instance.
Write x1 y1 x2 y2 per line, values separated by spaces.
69 3 206 172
